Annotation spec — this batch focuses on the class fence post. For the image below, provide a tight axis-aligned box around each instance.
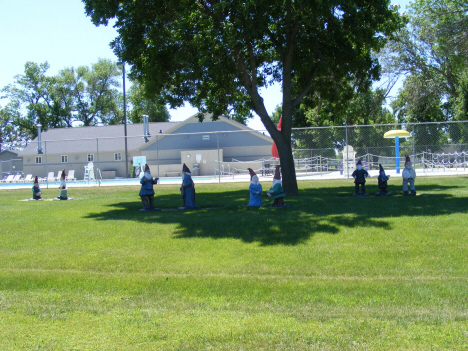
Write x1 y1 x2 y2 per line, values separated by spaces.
45 141 49 189
96 138 99 174
320 155 322 176
366 147 369 170
217 132 220 183
156 135 159 178
345 124 349 178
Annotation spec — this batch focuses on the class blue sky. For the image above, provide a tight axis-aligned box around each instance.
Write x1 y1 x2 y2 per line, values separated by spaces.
0 0 411 130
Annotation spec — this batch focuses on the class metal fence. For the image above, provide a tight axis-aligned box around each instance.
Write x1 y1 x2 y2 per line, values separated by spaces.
291 120 468 176
2 120 468 182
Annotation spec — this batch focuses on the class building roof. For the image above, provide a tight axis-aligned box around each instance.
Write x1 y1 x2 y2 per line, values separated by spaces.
18 113 272 156
141 113 272 151
18 122 177 156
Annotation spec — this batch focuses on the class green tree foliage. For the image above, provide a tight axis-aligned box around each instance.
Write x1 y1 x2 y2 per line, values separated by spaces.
83 0 401 195
66 59 123 126
293 87 397 158
383 0 468 148
0 103 27 151
2 60 123 139
2 59 169 142
127 81 170 123
3 62 67 139
387 0 468 121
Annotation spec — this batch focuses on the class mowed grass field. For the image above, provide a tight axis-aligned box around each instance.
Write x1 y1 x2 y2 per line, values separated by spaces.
1 176 468 350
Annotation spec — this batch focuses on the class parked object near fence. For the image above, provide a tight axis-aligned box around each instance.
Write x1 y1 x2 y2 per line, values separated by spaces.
342 145 356 177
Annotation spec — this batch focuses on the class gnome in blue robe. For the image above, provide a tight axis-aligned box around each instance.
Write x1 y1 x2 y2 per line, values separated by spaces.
139 164 159 211
247 168 262 208
32 176 43 200
179 163 198 210
375 164 391 196
351 160 369 196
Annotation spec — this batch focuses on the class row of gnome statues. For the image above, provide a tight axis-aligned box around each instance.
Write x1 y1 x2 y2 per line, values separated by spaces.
138 163 289 211
30 171 71 201
352 155 417 197
29 157 417 204
138 163 201 211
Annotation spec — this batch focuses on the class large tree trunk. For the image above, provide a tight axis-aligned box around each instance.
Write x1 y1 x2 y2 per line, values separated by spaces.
276 135 299 196
249 97 299 196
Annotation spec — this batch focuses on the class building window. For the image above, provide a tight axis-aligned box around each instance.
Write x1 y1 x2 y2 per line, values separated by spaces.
61 155 68 163
114 153 122 161
35 156 42 164
87 154 94 162
202 135 210 141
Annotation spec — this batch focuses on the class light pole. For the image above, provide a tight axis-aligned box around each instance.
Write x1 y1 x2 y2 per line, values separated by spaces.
117 61 128 178
36 123 43 154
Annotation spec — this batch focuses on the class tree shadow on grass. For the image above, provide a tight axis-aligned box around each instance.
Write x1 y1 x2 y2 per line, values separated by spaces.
81 181 468 246
83 193 339 246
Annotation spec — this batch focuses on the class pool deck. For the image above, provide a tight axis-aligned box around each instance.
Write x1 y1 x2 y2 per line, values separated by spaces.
2 167 468 190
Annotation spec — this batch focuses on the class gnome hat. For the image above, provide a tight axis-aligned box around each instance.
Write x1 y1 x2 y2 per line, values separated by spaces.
144 164 150 173
248 168 256 180
274 165 281 180
356 159 362 166
379 164 384 172
405 155 411 166
34 176 39 184
61 169 66 180
182 163 191 173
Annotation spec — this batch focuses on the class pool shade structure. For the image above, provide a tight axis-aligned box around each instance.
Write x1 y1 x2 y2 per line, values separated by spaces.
384 129 411 174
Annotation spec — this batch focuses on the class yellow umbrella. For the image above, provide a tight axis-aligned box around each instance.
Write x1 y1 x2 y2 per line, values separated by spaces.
383 129 411 173
384 129 411 138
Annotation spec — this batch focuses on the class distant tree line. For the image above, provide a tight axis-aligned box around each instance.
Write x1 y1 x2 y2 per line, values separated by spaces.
0 59 169 150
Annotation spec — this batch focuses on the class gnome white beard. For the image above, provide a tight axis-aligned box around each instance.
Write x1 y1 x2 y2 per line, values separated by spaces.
356 164 363 170
144 172 152 180
251 175 259 185
272 179 282 187
402 168 411 178
59 179 66 189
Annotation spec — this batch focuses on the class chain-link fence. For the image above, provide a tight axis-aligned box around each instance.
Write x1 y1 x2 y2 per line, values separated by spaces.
292 121 468 177
1 120 468 183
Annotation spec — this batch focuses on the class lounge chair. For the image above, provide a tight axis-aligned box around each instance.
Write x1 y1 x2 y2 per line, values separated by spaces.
67 169 76 181
3 175 15 183
46 172 55 182
22 174 33 183
54 170 62 181
12 174 22 183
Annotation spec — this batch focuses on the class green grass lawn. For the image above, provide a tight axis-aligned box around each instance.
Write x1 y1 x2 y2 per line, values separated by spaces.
1 176 468 350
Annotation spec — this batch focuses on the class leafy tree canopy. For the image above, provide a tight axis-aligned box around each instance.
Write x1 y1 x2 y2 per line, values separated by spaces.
83 0 402 194
384 0 468 121
1 59 169 143
128 81 170 123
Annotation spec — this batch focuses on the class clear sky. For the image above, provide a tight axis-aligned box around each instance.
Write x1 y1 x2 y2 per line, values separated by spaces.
0 0 411 130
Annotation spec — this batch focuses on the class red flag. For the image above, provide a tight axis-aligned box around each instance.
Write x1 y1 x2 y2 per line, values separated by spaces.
271 117 292 159
271 117 282 159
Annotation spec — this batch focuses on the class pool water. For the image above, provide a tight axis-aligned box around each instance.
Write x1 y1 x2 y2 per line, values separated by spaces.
0 176 217 189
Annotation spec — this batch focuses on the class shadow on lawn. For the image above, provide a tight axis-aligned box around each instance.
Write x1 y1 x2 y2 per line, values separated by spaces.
83 184 468 246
